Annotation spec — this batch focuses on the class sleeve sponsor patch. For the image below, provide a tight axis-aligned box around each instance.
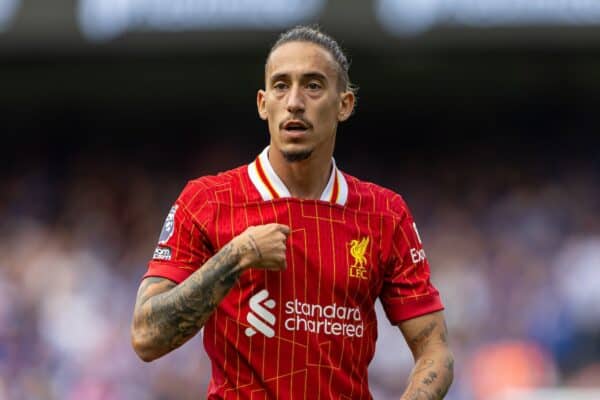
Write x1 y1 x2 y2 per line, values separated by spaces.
153 246 172 261
412 222 422 244
158 205 178 245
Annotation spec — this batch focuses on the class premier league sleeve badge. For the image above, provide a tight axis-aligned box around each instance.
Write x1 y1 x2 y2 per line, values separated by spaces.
158 204 178 245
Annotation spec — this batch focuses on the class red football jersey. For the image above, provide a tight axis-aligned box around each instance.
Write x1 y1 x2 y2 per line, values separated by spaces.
145 147 444 400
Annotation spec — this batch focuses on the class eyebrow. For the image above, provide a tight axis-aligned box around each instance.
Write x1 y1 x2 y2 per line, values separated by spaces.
269 71 328 84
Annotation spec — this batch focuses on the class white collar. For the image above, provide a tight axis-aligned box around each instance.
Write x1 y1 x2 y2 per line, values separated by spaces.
248 146 348 205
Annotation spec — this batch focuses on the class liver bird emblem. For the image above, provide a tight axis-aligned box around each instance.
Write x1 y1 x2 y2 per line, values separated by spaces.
349 237 369 268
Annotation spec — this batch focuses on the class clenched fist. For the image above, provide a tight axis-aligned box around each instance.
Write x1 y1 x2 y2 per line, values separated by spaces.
231 223 290 271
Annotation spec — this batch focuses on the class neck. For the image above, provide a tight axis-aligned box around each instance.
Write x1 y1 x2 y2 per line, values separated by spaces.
268 144 333 200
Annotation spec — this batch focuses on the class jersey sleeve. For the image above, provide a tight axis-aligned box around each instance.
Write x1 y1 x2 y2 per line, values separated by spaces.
144 182 214 284
380 196 444 324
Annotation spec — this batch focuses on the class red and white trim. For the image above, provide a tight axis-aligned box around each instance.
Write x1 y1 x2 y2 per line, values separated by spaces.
248 147 348 206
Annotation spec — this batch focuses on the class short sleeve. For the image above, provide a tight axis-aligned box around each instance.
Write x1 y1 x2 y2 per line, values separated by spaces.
380 197 444 324
144 184 214 284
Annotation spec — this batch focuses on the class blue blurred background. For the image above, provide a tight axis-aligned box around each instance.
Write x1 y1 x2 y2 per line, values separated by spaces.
1 1 600 399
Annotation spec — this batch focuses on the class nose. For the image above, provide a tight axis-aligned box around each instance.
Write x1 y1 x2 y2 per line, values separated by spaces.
286 84 305 114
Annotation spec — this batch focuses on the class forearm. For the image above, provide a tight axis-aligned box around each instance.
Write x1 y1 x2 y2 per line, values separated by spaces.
132 241 244 361
401 348 454 400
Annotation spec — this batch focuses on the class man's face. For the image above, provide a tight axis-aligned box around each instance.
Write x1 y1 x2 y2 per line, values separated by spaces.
257 41 354 162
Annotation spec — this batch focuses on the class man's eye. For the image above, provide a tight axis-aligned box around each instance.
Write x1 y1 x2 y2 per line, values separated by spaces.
307 82 322 90
274 83 287 90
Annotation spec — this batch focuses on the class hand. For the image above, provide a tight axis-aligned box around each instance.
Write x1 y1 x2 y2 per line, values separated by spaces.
232 223 290 271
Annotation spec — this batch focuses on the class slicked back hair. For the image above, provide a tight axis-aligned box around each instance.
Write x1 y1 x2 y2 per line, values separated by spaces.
266 25 357 95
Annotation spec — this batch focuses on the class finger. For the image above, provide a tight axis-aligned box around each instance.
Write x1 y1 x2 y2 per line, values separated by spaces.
277 224 290 235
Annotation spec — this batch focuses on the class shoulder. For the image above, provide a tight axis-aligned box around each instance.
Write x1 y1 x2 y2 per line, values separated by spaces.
343 172 410 218
177 165 251 209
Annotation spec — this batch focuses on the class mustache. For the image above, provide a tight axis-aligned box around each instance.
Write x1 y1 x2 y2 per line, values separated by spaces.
279 118 312 129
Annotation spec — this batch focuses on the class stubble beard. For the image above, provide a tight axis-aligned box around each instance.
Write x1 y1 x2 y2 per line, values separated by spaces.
281 148 313 162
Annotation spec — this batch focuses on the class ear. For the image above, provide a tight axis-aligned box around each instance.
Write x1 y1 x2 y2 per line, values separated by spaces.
337 91 355 122
257 89 268 120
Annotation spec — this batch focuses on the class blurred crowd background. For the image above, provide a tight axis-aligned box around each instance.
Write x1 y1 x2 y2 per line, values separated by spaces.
2 0 600 399
2 139 599 400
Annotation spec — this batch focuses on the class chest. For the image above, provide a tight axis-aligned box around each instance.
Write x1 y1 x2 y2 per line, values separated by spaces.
206 200 394 302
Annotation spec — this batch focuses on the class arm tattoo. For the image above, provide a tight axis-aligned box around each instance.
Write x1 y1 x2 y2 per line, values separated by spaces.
407 388 435 400
401 319 454 399
440 321 448 344
413 359 434 374
422 371 438 385
403 354 454 400
410 321 437 354
134 242 244 355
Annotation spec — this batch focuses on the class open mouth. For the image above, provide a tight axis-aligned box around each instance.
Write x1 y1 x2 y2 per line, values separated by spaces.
282 120 310 133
